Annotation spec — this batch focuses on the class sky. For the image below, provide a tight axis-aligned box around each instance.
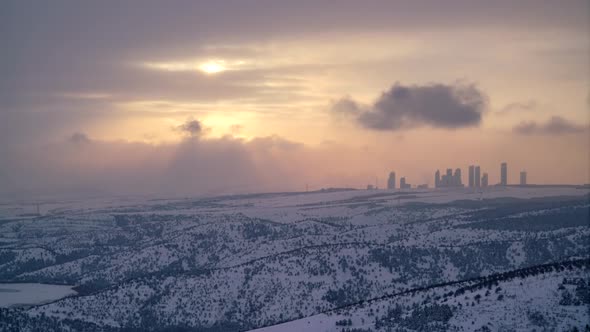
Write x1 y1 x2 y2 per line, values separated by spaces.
1 0 589 198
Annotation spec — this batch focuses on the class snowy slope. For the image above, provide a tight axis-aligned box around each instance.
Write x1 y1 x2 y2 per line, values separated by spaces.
0 186 588 331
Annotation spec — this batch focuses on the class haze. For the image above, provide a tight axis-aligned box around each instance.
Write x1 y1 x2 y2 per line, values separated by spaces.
1 0 589 199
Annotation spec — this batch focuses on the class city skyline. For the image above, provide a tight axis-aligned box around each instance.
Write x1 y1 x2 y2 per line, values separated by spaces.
381 161 544 190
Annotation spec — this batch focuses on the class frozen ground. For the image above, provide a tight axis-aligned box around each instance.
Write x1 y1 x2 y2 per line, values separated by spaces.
0 186 588 331
0 283 77 308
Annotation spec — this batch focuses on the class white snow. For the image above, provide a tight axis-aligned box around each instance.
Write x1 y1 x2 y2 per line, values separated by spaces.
0 283 77 308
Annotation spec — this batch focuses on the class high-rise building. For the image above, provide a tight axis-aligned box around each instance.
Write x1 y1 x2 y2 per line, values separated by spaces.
445 169 452 187
454 168 462 186
435 170 441 188
399 177 411 189
387 172 396 190
481 173 488 187
435 167 464 188
475 166 481 188
468 165 475 188
501 162 508 186
520 171 527 185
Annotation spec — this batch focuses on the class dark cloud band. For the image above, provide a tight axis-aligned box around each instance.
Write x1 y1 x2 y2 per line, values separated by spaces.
332 82 487 131
513 116 587 135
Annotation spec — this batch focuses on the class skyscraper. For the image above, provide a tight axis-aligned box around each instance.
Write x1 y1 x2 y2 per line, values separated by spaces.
445 169 452 187
454 168 462 186
435 167 464 188
475 166 481 187
482 173 488 187
387 172 396 190
520 171 527 185
400 177 406 189
435 170 440 188
468 165 475 188
501 162 508 186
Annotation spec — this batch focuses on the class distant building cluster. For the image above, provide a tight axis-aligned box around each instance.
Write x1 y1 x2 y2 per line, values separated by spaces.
400 177 411 189
376 162 528 191
466 165 487 189
435 168 463 188
435 162 523 189
384 172 416 190
498 162 527 186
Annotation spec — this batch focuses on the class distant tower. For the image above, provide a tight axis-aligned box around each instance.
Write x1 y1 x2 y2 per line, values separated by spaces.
387 172 396 190
481 173 488 187
501 162 508 186
435 170 441 188
445 169 452 187
468 165 475 188
400 177 408 189
454 168 462 186
475 166 481 188
520 171 527 185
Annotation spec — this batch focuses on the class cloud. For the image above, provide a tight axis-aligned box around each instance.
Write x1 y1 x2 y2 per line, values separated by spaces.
337 82 487 131
3 1 585 114
497 100 537 115
249 135 304 151
176 119 204 137
0 134 285 198
68 132 91 144
330 96 363 115
513 116 586 135
230 124 243 134
0 132 372 199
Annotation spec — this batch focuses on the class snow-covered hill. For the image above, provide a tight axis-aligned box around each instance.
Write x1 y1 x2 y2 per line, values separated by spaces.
0 186 588 331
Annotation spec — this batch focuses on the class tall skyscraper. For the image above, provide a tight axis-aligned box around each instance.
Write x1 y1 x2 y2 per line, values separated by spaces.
468 165 475 188
435 170 440 188
445 169 452 187
475 166 481 187
454 168 462 186
400 177 406 189
520 171 527 185
501 162 508 186
482 173 488 187
435 167 464 188
387 172 396 190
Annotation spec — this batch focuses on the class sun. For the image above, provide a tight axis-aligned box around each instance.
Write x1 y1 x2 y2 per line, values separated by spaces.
199 60 226 74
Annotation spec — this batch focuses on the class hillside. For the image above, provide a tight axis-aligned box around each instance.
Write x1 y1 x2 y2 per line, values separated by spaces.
0 186 588 331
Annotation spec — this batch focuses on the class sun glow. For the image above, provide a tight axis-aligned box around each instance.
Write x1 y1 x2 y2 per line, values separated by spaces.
199 60 226 74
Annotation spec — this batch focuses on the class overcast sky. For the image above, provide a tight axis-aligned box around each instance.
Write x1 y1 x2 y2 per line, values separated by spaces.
1 0 589 198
